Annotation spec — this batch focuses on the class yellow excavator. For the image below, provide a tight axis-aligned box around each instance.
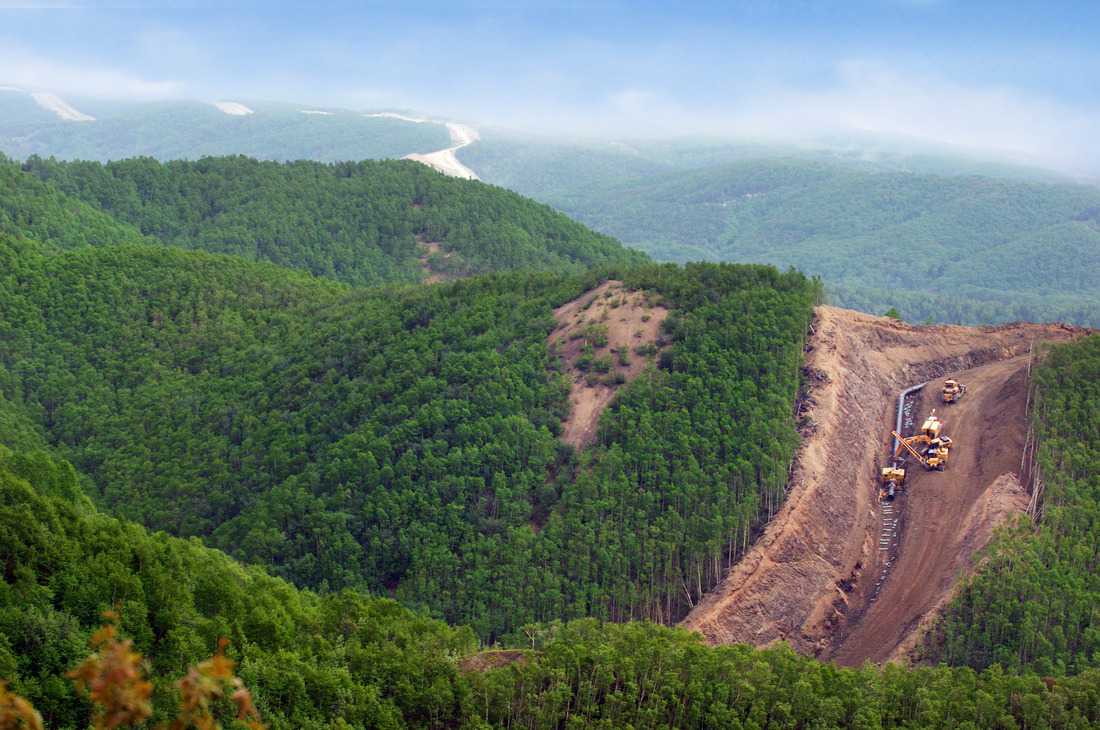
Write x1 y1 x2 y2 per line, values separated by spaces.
892 412 953 471
880 412 952 501
942 378 966 403
893 432 951 471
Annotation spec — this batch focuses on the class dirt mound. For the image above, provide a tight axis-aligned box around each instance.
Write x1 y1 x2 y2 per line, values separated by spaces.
458 649 528 673
680 306 1084 663
549 281 668 448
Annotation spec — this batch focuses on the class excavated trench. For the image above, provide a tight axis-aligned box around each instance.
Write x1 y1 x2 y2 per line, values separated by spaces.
680 306 1085 664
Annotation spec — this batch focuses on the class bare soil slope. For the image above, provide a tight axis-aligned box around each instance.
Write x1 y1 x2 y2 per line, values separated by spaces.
549 281 668 448
681 306 1083 663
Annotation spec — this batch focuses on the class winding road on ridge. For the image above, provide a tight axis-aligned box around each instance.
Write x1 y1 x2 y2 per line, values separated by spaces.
364 113 480 179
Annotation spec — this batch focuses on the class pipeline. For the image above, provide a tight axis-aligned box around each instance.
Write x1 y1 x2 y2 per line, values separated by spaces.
891 382 927 468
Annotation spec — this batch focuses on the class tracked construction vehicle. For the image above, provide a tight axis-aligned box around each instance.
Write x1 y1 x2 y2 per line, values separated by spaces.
892 411 953 472
941 379 966 403
880 466 906 501
881 409 955 499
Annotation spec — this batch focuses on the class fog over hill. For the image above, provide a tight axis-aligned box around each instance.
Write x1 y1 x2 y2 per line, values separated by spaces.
4 88 1097 327
0 89 453 163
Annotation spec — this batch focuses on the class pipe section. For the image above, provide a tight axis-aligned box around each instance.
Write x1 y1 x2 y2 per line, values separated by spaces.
892 382 927 467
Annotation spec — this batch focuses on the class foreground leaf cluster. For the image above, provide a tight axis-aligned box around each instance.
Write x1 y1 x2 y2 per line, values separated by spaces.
4 446 1100 728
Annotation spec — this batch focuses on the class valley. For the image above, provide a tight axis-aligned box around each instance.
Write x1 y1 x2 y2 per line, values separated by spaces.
0 121 1099 725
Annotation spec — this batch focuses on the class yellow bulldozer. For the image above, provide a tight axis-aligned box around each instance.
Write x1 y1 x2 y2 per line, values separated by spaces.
941 378 966 403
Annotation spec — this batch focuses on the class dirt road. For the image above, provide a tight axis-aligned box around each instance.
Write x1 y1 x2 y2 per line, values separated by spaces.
32 91 94 121
681 306 1083 663
362 113 481 179
404 122 480 180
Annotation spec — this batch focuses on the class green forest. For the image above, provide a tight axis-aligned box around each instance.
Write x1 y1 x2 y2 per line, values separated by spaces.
465 151 1100 326
0 227 817 641
4 146 1100 727
12 154 646 287
3 444 1100 728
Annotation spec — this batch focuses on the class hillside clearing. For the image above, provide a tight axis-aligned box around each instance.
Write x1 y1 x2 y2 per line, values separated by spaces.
681 306 1084 662
549 280 668 448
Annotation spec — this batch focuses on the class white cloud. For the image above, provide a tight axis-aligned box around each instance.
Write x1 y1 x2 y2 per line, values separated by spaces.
473 56 1100 177
0 42 185 98
701 59 1100 177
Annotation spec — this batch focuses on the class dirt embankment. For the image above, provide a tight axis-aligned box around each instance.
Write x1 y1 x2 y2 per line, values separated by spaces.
681 305 1084 663
549 281 668 448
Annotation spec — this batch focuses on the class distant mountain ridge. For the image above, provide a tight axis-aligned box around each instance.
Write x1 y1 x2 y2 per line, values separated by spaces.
0 91 453 162
462 140 1100 325
4 89 1099 326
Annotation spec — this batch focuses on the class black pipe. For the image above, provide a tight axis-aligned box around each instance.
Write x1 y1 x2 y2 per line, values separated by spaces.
892 382 927 468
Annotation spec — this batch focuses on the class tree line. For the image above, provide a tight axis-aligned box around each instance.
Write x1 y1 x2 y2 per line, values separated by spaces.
929 333 1100 676
0 231 817 641
3 443 1100 728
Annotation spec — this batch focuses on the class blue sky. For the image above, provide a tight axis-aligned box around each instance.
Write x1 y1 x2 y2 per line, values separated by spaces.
2 1 1099 175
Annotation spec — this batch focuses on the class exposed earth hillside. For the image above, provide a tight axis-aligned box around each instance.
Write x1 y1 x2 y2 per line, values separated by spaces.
681 305 1085 663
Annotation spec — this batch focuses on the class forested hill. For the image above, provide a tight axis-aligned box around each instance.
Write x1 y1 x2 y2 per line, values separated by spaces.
0 95 454 162
0 154 152 249
470 153 1100 326
9 154 648 286
6 447 1100 728
0 231 814 641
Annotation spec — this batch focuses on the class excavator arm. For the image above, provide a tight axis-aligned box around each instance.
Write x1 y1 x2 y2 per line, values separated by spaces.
892 431 930 467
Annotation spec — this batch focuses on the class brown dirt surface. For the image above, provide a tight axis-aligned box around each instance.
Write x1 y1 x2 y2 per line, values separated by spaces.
680 305 1085 663
881 472 1030 666
549 281 669 448
458 649 528 673
417 238 449 284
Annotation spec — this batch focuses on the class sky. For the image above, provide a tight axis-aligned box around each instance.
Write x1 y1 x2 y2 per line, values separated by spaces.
2 0 1099 176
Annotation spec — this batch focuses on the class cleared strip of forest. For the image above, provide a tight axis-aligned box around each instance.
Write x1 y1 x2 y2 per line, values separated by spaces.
681 305 1084 662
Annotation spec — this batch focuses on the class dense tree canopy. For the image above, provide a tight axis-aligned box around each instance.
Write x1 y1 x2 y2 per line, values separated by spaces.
4 444 1100 728
0 232 816 641
14 154 648 287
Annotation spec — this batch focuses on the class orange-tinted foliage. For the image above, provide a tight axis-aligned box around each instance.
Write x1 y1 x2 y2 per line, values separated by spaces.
0 610 267 730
